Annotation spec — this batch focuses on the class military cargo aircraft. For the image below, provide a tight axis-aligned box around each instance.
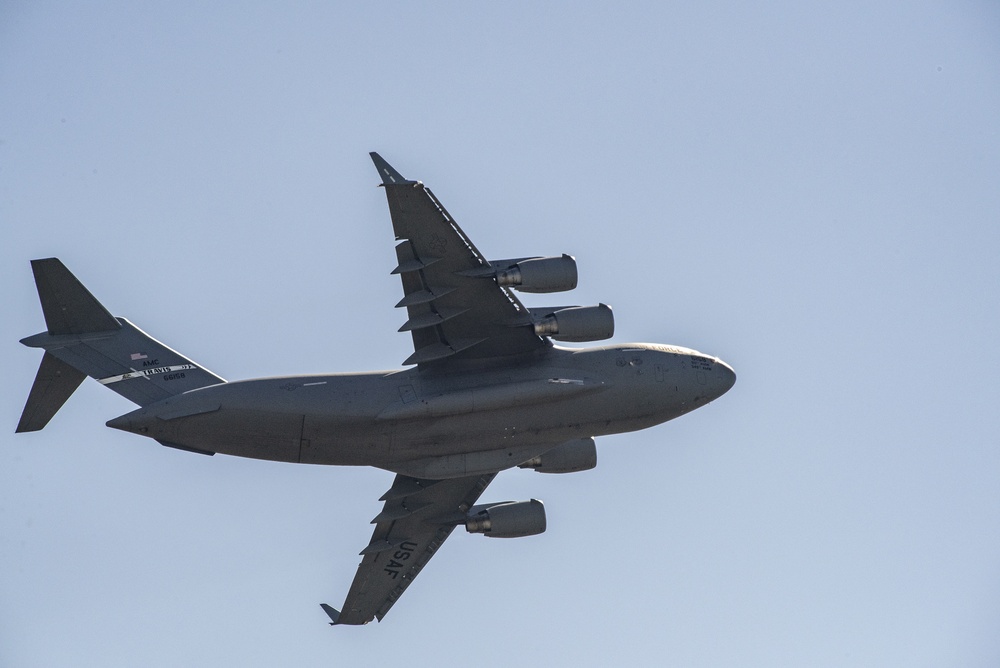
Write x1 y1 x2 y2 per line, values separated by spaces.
16 153 735 625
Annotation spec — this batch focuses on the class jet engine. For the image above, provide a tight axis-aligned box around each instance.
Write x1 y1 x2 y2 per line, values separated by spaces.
532 304 614 342
519 437 597 473
491 255 578 293
465 499 546 538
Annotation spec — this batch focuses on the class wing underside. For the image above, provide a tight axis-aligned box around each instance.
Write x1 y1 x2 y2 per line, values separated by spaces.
327 472 496 625
371 153 546 366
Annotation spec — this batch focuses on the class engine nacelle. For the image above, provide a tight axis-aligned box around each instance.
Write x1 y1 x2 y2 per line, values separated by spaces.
493 255 577 293
533 304 614 342
519 437 597 474
465 499 546 538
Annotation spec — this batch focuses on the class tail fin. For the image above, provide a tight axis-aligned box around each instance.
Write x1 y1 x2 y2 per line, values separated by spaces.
17 259 225 432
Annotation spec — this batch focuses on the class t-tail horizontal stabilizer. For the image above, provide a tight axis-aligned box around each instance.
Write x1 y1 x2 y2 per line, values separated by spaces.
320 604 342 626
17 258 225 433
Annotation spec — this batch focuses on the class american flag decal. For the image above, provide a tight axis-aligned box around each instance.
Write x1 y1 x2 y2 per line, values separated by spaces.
130 352 148 361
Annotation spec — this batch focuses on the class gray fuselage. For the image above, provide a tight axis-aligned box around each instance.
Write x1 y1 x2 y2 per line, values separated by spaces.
108 343 735 479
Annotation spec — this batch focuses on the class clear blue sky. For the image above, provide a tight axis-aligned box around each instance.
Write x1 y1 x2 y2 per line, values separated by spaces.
3 2 999 666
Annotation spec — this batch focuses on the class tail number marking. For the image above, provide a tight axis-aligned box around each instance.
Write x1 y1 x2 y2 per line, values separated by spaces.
99 364 199 385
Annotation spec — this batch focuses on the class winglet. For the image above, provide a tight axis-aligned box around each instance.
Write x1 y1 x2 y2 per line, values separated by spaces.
369 152 415 185
320 603 341 626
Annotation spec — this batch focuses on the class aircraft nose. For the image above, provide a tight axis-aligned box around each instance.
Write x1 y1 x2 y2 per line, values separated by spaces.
713 357 736 396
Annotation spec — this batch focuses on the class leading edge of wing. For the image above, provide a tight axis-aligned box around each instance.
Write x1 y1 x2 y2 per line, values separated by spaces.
325 472 496 625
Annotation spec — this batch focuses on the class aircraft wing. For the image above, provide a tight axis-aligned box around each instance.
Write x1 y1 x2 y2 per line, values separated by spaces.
370 153 546 366
324 472 497 625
